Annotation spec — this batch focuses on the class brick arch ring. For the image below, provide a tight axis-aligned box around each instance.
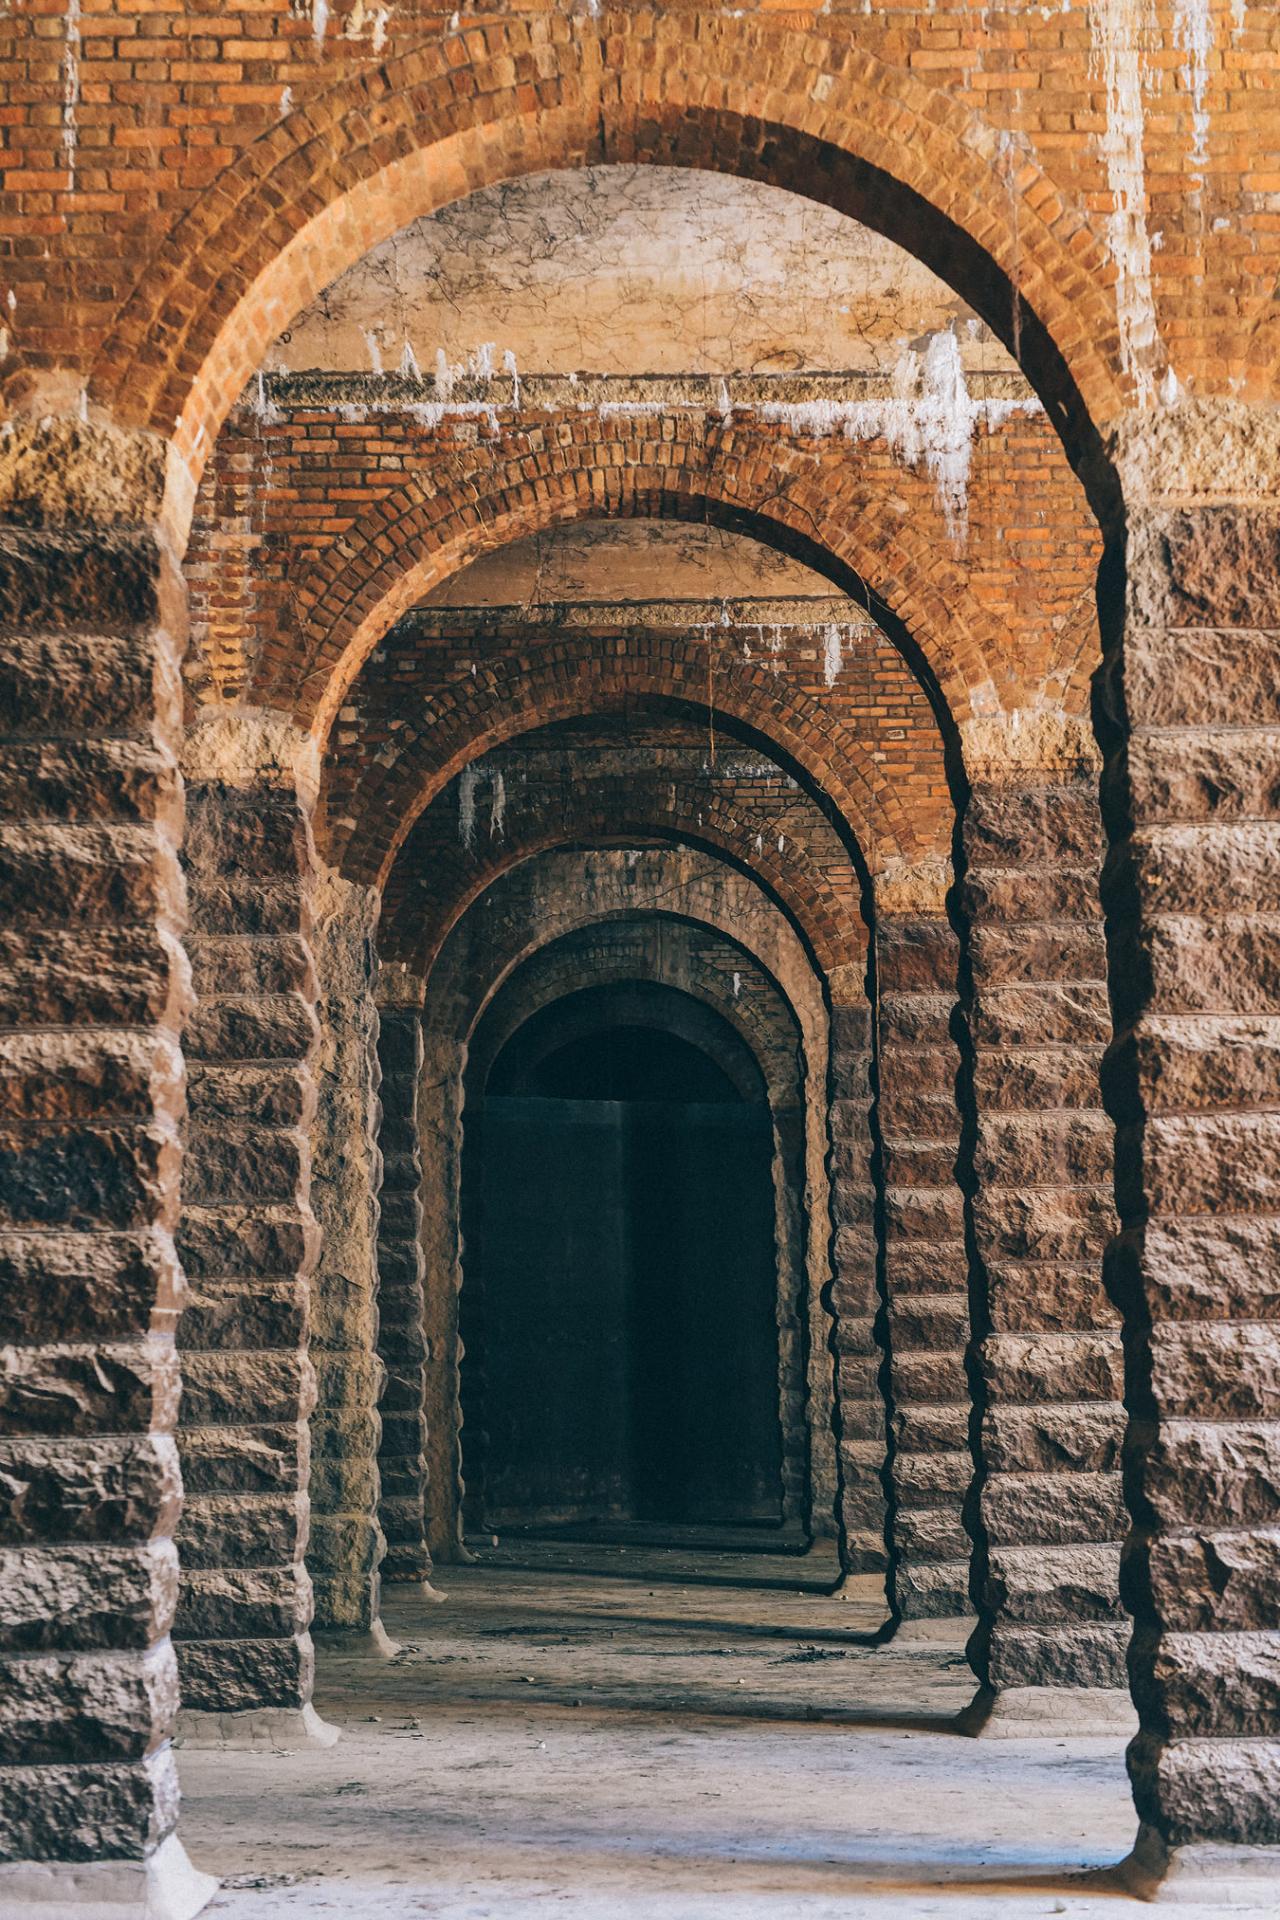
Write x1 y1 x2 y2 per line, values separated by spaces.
260 430 1022 737
465 926 806 1117
91 10 1123 528
415 849 833 1059
378 777 867 988
419 894 833 1548
326 649 928 904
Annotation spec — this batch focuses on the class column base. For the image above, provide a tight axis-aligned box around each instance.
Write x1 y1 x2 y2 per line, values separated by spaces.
314 1618 403 1658
890 1614 973 1652
175 1702 340 1751
956 1683 1138 1738
830 1571 889 1606
1120 1823 1280 1906
0 1835 218 1919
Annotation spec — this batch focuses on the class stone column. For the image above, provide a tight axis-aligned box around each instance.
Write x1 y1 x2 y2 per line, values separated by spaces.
959 714 1130 1736
308 874 395 1651
770 1099 812 1534
174 712 336 1749
873 858 973 1629
373 990 436 1585
0 423 216 1914
826 978 889 1580
1104 415 1280 1898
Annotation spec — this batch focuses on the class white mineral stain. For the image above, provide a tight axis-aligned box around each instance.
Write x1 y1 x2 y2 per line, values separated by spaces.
62 0 80 189
1088 0 1162 403
1173 0 1215 175
757 329 1038 542
458 765 479 850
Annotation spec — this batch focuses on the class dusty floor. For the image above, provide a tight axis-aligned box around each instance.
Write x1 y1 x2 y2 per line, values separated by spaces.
179 1545 1214 1918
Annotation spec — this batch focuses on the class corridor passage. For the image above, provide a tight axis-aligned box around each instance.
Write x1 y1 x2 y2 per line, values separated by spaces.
180 1550 1142 1920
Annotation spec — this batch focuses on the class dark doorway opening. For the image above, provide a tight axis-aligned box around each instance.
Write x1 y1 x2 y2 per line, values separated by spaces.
460 985 784 1541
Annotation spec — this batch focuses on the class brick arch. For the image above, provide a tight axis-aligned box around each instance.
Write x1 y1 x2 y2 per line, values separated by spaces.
466 928 803 1116
260 423 1032 735
93 10 1123 530
325 648 932 896
378 775 866 987
420 847 831 1056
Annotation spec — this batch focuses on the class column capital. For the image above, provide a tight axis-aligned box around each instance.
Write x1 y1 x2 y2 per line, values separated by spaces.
376 964 426 1011
873 852 953 918
182 706 320 804
1114 398 1280 512
960 710 1099 788
0 410 168 529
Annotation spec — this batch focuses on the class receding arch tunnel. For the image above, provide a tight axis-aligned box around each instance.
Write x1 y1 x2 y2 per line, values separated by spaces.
460 981 787 1542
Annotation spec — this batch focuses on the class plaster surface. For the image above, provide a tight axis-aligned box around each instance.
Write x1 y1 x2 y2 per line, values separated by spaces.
172 1557 1269 1919
277 167 1013 380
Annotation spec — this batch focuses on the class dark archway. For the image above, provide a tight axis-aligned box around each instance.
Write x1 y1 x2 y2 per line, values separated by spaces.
460 981 785 1541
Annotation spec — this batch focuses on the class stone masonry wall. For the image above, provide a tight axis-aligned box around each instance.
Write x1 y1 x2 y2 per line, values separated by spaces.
874 905 972 1623
961 753 1129 1722
0 539 192 1870
828 997 889 1576
174 729 326 1740
373 1004 433 1586
307 873 387 1635
1104 490 1280 1862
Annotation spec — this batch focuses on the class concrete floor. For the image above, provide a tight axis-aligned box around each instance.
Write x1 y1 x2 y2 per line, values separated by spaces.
178 1546 1205 1918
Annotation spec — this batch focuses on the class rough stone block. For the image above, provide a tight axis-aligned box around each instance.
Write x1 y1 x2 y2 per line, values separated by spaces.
981 1543 1123 1623
174 1565 313 1643
178 1351 316 1428
0 1229 181 1344
1128 1526 1280 1634
0 1746 179 1861
964 784 1101 867
978 1330 1122 1405
179 1419 309 1502
183 994 319 1066
0 926 186 1029
0 1122 181 1233
0 1435 181 1546
969 923 1106 989
980 1469 1126 1549
0 1642 177 1764
1128 1730 1280 1847
983 1619 1130 1690
180 1124 308 1207
177 1206 317 1281
984 1260 1113 1335
971 983 1111 1049
1129 1418 1280 1528
981 1402 1124 1475
0 1541 177 1650
174 1629 312 1714
177 1492 309 1570
0 1342 181 1439
1130 1627 1280 1739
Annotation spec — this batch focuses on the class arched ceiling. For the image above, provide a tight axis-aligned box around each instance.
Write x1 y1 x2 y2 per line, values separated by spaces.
275 166 1020 382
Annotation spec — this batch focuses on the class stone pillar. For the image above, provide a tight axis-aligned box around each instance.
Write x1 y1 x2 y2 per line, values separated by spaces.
373 992 436 1585
308 874 395 1650
174 712 335 1749
0 423 216 1914
770 1100 812 1534
1104 418 1280 1898
826 980 889 1579
959 714 1131 1736
873 859 972 1628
